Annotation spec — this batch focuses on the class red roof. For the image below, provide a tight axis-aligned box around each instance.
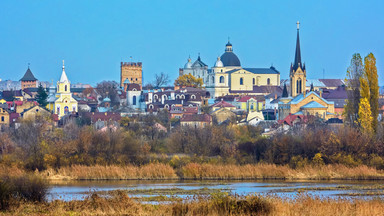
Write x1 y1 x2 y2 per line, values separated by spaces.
183 107 198 114
278 114 309 126
237 96 252 102
181 114 211 122
211 100 235 108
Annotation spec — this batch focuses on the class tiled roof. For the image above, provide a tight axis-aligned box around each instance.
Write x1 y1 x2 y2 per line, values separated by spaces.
227 67 280 75
301 101 326 109
20 68 37 81
181 114 211 122
319 79 345 87
211 100 235 108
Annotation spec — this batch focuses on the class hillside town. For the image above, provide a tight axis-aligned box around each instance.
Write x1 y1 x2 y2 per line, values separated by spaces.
0 23 381 134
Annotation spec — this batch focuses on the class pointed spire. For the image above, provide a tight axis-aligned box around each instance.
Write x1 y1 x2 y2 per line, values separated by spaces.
310 83 314 92
293 21 302 70
60 60 69 83
282 83 288 98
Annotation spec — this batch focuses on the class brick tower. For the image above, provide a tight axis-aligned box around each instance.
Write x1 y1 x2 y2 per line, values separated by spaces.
120 62 142 88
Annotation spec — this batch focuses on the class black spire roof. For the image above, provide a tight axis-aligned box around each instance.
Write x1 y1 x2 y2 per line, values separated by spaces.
221 41 241 67
293 27 302 71
20 67 37 81
282 83 288 97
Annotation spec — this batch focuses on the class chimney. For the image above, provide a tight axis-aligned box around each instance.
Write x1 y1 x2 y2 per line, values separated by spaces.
275 94 277 100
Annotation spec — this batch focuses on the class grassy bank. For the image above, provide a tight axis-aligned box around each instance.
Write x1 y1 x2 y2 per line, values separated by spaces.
40 163 384 180
2 191 384 216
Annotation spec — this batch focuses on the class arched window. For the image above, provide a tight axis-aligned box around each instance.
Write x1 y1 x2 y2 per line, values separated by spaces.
296 79 302 94
149 104 154 109
256 77 260 86
253 78 255 85
250 104 254 110
1 116 4 122
220 76 224 83
181 95 185 99
212 76 215 84
65 85 67 92
240 77 244 85
191 94 196 99
267 78 271 85
133 96 137 105
164 104 169 109
57 106 60 114
64 106 69 114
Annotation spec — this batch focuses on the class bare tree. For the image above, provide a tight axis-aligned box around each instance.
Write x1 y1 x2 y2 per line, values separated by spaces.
153 72 170 88
95 81 120 105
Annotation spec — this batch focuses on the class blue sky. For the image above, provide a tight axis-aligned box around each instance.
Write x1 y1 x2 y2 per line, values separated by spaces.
0 0 383 85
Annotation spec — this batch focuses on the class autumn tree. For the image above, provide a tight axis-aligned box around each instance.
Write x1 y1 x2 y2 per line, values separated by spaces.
344 53 363 126
363 53 379 131
358 97 373 134
174 73 203 88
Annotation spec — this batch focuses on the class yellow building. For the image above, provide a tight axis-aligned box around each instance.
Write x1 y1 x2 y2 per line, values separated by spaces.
0 105 10 126
46 61 78 119
20 105 51 121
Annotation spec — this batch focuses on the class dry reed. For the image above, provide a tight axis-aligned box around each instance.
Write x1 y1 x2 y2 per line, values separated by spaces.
42 163 178 180
2 192 384 216
180 163 384 180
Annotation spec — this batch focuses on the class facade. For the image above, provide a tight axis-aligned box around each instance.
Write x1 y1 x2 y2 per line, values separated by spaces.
0 104 10 126
20 67 38 90
46 61 78 119
180 42 280 98
126 82 142 110
20 105 51 120
180 114 212 127
120 62 142 88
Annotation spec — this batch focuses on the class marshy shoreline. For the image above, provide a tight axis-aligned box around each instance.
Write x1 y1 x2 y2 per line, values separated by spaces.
38 163 384 181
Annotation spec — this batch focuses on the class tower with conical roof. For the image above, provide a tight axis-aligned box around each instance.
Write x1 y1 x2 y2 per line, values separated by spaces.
20 65 38 90
290 21 306 97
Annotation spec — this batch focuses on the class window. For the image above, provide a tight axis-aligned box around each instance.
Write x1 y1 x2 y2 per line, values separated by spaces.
267 78 271 85
57 106 60 114
133 96 137 105
240 77 244 85
65 85 67 92
251 104 254 110
1 116 4 122
220 76 224 83
64 106 69 114
253 78 255 85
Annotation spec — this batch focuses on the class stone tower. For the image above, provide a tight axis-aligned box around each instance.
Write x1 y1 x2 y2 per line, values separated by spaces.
120 62 142 88
290 21 306 97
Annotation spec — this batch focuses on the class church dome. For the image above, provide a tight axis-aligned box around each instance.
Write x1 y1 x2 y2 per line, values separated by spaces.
220 41 241 67
214 57 224 67
184 57 192 69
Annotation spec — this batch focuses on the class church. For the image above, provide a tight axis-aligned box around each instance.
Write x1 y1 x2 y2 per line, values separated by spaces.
46 61 78 119
278 22 335 121
180 41 281 98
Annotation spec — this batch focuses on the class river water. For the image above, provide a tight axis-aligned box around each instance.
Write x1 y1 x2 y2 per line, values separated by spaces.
48 179 384 202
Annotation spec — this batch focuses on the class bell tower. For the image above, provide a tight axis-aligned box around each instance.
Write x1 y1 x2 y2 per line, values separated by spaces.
290 21 306 97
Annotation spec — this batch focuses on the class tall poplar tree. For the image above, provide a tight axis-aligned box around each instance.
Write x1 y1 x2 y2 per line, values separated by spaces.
344 53 363 126
364 53 379 131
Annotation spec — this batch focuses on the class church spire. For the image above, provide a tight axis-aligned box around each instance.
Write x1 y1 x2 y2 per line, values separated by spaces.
59 60 69 83
293 21 302 70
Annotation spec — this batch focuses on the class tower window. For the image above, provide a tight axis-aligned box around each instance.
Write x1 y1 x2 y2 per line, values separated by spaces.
240 77 244 85
267 78 271 85
220 76 224 83
253 78 255 85
65 85 67 91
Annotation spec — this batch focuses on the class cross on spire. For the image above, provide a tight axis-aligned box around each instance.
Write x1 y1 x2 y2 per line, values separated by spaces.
297 21 300 30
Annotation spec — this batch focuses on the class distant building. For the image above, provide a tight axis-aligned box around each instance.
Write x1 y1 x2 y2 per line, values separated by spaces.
20 66 38 90
120 62 142 88
181 41 280 98
46 61 78 119
180 114 212 128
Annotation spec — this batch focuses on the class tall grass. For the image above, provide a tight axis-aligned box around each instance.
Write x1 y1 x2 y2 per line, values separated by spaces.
180 163 384 180
3 192 384 216
40 162 384 180
43 163 178 180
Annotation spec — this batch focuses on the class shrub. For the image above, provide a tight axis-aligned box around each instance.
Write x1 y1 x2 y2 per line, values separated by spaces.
0 174 48 210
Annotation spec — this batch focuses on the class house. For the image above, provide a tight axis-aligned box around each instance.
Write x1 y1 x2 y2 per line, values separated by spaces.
0 104 10 126
180 114 212 128
20 105 51 121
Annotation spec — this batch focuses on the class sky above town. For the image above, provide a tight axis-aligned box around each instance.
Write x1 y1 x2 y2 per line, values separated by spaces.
0 0 383 85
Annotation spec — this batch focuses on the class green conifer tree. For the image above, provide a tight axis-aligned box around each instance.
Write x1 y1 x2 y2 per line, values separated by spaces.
36 83 48 107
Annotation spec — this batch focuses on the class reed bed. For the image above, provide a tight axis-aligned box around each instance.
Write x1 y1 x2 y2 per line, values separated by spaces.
40 163 384 180
180 163 384 180
2 192 384 216
43 163 178 180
